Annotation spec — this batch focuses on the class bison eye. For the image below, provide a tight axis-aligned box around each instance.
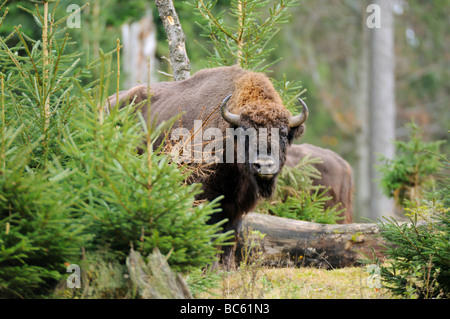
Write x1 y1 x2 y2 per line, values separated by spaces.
280 127 288 137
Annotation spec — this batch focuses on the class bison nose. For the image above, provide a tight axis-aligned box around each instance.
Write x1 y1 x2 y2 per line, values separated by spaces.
253 156 277 177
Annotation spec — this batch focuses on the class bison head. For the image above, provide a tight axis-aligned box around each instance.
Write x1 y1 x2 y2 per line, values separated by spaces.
220 94 308 198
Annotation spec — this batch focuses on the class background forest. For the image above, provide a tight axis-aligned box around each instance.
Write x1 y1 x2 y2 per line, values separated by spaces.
0 0 448 299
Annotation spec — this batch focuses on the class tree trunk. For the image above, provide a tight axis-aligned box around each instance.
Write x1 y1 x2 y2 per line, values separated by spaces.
355 0 371 223
368 0 396 220
237 213 386 269
155 0 191 81
126 248 193 299
121 10 157 88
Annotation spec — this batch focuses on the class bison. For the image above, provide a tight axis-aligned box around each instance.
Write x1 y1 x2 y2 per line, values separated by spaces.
285 143 353 224
107 65 308 267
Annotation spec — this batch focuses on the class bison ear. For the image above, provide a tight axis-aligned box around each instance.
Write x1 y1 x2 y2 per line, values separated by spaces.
287 124 306 144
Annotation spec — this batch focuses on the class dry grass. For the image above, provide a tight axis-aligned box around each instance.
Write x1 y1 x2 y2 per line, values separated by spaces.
199 266 393 299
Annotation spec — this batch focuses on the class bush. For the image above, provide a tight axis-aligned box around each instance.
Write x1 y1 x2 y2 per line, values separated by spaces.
0 127 87 298
191 0 298 72
58 100 230 272
371 199 449 298
0 2 230 298
377 122 444 207
364 152 450 299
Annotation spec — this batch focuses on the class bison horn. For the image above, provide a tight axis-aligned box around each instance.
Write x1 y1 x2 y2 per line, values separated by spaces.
288 97 309 128
220 94 240 126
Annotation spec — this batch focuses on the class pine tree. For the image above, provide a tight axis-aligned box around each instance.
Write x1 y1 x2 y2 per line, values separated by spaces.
0 1 89 298
363 152 449 299
377 122 445 207
191 0 305 113
192 0 297 72
0 2 230 298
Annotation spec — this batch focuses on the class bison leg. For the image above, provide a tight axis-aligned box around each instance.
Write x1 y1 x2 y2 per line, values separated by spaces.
221 236 238 271
220 215 244 271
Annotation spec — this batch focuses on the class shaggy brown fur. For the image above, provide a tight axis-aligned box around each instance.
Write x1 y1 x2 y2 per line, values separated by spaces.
107 65 306 267
285 144 353 224
229 73 291 126
107 66 299 134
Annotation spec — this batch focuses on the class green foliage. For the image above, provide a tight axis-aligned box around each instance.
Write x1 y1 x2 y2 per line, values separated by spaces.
256 155 343 224
0 2 230 298
261 191 343 224
434 151 450 208
363 152 450 299
0 126 87 298
58 98 230 272
0 5 92 168
190 0 305 115
184 265 223 298
272 74 307 120
364 198 450 299
377 122 445 207
191 0 298 72
0 3 89 298
55 250 133 299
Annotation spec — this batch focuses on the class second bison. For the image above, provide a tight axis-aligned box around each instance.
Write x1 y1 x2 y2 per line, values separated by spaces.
285 144 353 224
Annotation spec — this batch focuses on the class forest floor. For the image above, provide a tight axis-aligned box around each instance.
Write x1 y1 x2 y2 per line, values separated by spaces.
199 266 393 299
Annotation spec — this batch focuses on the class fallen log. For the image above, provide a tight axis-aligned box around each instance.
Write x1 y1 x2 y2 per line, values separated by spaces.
237 213 386 269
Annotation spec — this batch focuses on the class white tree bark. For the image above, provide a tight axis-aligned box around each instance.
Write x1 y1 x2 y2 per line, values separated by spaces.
121 10 157 88
155 0 191 81
368 0 396 219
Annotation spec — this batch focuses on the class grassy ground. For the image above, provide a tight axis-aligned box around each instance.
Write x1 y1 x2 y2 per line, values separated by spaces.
200 266 392 299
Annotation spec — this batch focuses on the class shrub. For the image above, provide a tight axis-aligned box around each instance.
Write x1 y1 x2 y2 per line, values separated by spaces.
0 2 230 298
377 122 444 207
372 199 449 298
0 126 87 298
58 99 231 272
191 0 298 72
364 152 450 299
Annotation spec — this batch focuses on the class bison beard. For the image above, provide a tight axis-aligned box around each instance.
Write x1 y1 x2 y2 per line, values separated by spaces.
107 65 308 269
201 162 278 268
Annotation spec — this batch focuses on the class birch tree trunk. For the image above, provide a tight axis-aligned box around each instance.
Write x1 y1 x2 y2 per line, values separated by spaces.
155 0 191 81
368 0 396 220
